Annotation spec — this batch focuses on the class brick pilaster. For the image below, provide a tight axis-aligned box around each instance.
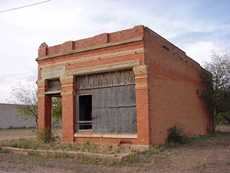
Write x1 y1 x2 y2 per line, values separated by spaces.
133 65 150 145
61 76 76 142
37 80 52 133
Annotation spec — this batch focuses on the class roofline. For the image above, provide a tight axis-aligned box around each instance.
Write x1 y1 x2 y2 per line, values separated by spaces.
36 36 143 61
37 25 145 60
0 103 32 107
36 25 209 74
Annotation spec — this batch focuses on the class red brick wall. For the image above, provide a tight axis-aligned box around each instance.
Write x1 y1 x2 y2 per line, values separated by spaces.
38 42 144 67
37 25 212 146
144 28 211 144
37 26 148 145
39 26 144 59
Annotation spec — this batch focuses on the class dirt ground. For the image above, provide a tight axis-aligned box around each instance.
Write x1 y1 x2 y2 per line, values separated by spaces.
0 129 35 141
0 131 230 173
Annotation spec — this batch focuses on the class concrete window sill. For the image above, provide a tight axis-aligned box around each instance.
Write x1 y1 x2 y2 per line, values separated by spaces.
74 133 137 139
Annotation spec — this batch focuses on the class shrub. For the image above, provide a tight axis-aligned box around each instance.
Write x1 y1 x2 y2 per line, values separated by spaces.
167 126 189 145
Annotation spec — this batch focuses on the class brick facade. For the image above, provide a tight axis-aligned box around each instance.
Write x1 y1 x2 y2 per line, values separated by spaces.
36 25 214 146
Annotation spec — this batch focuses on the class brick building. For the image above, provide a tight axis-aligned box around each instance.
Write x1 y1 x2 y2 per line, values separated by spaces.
37 25 213 146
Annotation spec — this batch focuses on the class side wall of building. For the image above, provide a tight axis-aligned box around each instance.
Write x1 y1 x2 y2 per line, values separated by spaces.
0 104 35 129
144 28 211 144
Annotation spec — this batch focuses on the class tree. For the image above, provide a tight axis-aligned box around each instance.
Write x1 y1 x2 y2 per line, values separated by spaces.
205 54 230 90
10 83 38 126
10 83 61 128
204 54 230 124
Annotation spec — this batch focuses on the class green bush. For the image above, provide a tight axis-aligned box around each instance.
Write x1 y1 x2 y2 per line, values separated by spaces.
167 126 189 145
215 112 230 125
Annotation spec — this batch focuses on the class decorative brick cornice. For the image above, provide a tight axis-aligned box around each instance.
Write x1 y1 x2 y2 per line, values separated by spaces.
37 37 143 61
39 48 144 68
37 25 144 61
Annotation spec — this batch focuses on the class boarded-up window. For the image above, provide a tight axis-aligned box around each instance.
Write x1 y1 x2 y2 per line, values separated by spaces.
76 70 137 134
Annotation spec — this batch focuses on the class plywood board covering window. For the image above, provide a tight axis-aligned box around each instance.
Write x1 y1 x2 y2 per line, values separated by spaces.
76 70 137 134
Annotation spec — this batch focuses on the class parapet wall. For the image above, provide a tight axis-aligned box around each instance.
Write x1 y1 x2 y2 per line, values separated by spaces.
37 25 204 73
37 25 145 59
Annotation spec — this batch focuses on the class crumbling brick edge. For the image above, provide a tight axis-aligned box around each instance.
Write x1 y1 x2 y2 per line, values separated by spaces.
0 146 131 161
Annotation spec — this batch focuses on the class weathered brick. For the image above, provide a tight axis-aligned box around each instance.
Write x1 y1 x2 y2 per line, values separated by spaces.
36 25 213 146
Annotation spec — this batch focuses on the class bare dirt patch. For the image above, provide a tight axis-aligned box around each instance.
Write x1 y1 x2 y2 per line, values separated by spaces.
216 125 230 133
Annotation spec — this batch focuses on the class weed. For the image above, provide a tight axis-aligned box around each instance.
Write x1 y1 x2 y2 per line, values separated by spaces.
80 141 97 152
189 132 225 142
36 129 55 143
117 145 165 166
0 147 9 153
226 161 230 165
167 126 189 146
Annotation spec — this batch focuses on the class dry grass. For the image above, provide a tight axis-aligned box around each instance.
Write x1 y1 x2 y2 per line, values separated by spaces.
0 127 230 173
0 132 230 173
0 138 135 155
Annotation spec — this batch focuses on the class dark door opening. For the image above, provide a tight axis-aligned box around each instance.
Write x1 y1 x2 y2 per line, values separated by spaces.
78 95 92 130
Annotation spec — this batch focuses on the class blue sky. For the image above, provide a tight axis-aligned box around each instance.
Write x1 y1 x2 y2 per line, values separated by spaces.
0 0 229 102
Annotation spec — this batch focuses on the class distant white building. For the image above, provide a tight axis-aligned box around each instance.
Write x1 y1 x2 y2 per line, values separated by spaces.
0 103 35 129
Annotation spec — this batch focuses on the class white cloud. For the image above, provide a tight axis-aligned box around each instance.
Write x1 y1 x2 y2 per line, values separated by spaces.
0 0 229 102
182 41 230 65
